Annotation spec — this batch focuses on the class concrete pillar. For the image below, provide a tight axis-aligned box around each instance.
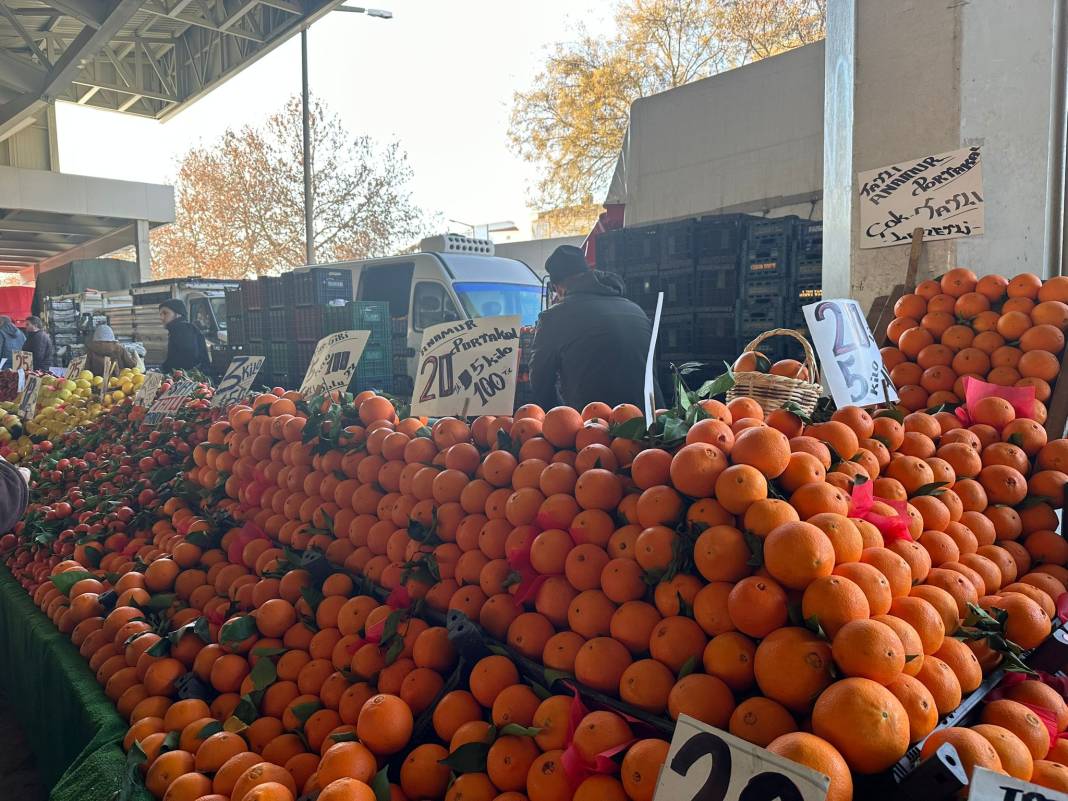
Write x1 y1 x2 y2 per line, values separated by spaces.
823 0 1056 311
134 219 151 281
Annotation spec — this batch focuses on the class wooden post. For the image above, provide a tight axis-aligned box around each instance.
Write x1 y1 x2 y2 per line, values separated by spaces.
1043 345 1068 439
869 228 926 346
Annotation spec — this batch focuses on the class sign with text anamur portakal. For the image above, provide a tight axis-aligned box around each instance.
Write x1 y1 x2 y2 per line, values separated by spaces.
300 330 371 397
858 145 984 249
804 298 898 408
211 356 266 409
410 316 521 418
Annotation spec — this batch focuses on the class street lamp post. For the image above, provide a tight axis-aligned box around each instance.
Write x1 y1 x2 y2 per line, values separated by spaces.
301 6 393 266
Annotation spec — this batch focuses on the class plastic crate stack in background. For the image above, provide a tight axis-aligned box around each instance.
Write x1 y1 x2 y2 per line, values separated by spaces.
392 316 412 396
319 300 394 394
224 286 245 350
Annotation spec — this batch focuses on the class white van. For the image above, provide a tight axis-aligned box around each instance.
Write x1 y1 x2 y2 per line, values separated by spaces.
309 235 546 392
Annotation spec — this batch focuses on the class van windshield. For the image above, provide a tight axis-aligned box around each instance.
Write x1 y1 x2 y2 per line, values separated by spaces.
453 282 541 327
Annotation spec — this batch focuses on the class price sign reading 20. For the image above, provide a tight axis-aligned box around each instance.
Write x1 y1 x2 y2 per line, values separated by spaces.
803 298 898 409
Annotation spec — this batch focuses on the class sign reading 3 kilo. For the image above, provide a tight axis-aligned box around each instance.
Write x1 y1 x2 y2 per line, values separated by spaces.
410 316 521 418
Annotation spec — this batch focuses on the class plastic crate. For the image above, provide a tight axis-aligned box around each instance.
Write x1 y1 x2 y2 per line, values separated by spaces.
797 219 823 260
241 279 264 311
288 340 318 378
741 274 785 301
291 268 354 307
226 315 246 349
358 340 392 369
354 301 389 326
224 287 243 316
595 229 625 273
659 267 695 309
292 306 324 342
264 340 289 377
658 312 694 354
745 215 798 266
246 311 264 342
694 311 737 356
247 338 265 357
266 308 289 339
743 255 793 282
264 276 287 309
353 364 392 394
660 219 695 267
623 224 660 269
695 263 739 308
695 215 747 263
624 269 660 313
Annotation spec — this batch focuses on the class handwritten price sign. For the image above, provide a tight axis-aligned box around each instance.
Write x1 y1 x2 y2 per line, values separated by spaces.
144 380 197 426
300 331 370 397
13 351 32 373
803 299 897 408
99 356 114 402
969 767 1068 801
858 145 984 249
410 316 520 418
65 356 86 379
212 356 265 409
16 374 42 421
134 372 165 407
653 715 828 801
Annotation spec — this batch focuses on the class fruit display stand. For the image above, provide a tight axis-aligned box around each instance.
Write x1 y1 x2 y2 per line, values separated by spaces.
6 333 1068 801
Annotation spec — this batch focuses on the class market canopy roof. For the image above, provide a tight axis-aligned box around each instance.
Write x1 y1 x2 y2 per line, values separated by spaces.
0 164 174 273
0 0 343 138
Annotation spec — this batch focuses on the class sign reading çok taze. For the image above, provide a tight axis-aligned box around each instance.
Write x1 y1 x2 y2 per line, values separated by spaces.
858 145 984 249
300 330 371 397
410 316 520 418
653 715 828 801
212 356 266 409
803 298 897 408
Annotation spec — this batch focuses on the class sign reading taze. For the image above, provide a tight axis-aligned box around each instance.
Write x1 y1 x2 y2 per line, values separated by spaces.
410 316 520 418
858 145 984 249
300 331 370 397
803 298 897 408
653 715 829 801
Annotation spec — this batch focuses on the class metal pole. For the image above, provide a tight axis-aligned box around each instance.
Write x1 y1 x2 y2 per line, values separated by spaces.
1045 0 1067 277
301 27 315 266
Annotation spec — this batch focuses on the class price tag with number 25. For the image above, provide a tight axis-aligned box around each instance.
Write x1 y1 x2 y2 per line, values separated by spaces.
653 715 829 801
803 298 898 409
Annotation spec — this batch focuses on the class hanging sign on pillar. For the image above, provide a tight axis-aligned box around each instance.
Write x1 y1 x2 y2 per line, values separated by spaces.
410 316 521 418
858 145 984 249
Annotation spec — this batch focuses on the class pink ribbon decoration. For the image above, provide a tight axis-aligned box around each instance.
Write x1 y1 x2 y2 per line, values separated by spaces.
385 585 412 610
560 683 636 784
226 522 268 566
1057 593 1068 625
954 377 1036 428
987 672 1067 745
849 480 912 544
364 617 385 643
506 522 555 607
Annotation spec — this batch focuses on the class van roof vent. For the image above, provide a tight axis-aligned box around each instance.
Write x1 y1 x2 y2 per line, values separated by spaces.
419 233 495 256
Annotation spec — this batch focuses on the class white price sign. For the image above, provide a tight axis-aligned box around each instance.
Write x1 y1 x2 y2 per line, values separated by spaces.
13 351 32 372
99 356 114 401
410 316 521 418
803 298 897 408
300 330 370 397
65 356 86 379
144 379 196 425
858 145 984 249
134 372 165 407
16 374 42 420
969 767 1068 801
212 356 266 409
653 715 828 801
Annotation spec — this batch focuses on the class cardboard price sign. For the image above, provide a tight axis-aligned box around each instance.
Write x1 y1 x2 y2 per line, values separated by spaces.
969 767 1068 801
212 356 266 409
65 356 86 379
858 145 984 249
410 316 521 418
99 356 114 402
134 372 165 407
803 298 897 408
16 374 42 421
300 331 371 397
654 715 828 801
144 380 197 425
13 351 32 372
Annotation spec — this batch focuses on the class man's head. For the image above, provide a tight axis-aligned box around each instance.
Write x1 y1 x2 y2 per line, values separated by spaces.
0 316 12 329
545 245 589 296
159 299 188 326
25 316 42 332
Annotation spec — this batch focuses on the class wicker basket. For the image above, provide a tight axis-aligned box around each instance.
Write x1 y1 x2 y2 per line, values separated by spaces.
727 328 822 416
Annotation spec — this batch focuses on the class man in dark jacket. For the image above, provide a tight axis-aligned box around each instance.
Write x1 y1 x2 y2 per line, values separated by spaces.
159 299 211 373
0 456 29 533
22 316 53 372
530 245 655 411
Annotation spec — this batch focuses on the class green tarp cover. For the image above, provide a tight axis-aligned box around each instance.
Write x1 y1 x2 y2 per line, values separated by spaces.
0 565 151 801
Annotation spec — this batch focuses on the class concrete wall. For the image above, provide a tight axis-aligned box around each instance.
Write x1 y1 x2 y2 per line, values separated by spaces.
623 42 825 227
494 235 585 276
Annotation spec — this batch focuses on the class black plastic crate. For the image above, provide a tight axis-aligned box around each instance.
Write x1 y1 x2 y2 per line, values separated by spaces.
241 279 264 311
658 312 695 354
247 338 265 357
265 308 289 339
595 229 625 273
623 224 661 265
224 287 243 316
797 219 823 260
264 340 289 376
660 219 696 267
226 315 246 349
696 215 747 263
796 279 822 306
741 274 786 301
624 269 660 313
695 264 739 308
246 311 264 342
746 216 798 266
288 340 318 377
264 276 287 309
292 306 324 342
659 267 695 309
291 268 354 307
694 311 737 355
743 256 792 282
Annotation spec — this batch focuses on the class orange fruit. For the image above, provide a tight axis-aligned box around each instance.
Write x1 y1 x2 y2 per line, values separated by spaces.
886 673 939 743
983 699 1052 760
753 627 834 714
831 618 905 684
811 677 910 774
766 732 853 801
729 696 797 747
620 739 670 801
972 724 1035 781
356 694 413 756
921 727 1003 781
763 522 834 590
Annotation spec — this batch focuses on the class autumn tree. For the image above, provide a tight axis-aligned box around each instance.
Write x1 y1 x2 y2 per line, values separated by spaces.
510 0 825 218
152 96 425 279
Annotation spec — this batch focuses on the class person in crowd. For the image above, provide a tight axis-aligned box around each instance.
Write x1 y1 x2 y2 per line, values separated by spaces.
530 245 657 411
0 315 26 370
86 324 137 376
159 299 211 374
22 316 53 372
0 456 28 533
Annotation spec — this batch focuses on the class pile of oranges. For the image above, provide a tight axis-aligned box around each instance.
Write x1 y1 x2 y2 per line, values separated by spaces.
882 268 1068 415
10 375 1068 801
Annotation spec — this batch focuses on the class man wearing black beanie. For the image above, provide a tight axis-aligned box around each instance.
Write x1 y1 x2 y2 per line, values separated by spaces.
159 298 211 374
530 245 655 411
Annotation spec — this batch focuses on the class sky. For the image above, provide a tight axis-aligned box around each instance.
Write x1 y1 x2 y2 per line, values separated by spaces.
55 0 617 242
